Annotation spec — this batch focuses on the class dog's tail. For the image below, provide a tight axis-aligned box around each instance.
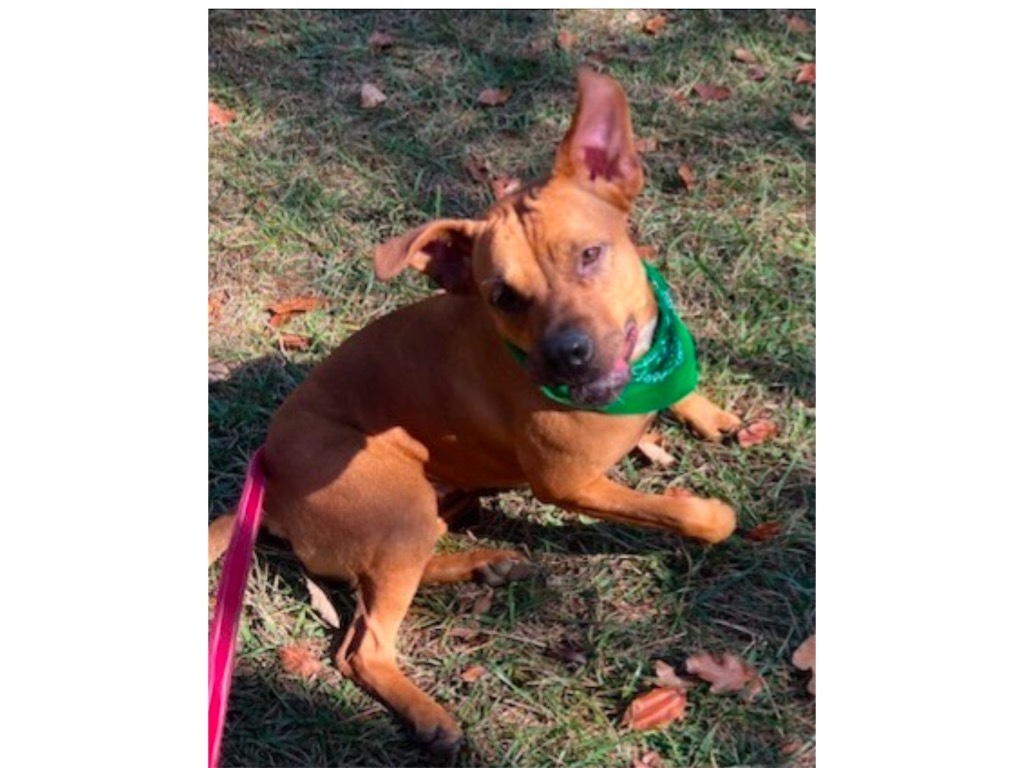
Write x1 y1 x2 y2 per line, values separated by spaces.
208 510 238 566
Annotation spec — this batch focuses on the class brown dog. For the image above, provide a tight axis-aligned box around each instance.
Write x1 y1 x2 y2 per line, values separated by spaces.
209 69 742 755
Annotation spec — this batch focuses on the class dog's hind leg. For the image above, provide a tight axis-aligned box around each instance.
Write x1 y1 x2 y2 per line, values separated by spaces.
420 550 531 586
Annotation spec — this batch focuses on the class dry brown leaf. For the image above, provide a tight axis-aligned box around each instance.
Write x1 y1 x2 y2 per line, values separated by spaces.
472 589 493 615
279 334 311 351
795 63 816 85
678 164 698 192
636 440 675 466
360 82 387 109
304 576 340 629
279 643 322 678
622 687 687 731
489 174 522 201
478 88 512 107
208 100 235 127
732 48 758 64
466 155 490 184
780 739 803 756
634 137 659 154
787 15 813 34
744 521 782 542
632 750 666 768
790 112 814 131
208 360 231 384
653 660 693 690
460 664 487 683
736 419 779 447
748 65 768 82
268 297 322 316
208 292 225 324
685 651 764 700
368 30 396 52
692 83 732 102
635 244 658 261
671 90 689 107
556 30 577 50
643 15 668 35
792 635 816 696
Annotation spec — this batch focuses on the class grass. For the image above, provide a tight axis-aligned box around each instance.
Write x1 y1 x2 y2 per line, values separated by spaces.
209 9 815 767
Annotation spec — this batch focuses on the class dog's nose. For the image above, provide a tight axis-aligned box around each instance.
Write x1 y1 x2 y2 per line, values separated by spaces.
541 327 595 377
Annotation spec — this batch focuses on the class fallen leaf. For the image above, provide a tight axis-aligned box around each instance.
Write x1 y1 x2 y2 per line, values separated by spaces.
790 112 814 131
780 739 803 756
267 297 322 319
636 439 675 466
634 137 659 154
489 174 522 200
732 48 758 64
472 589 493 615
478 88 512 107
208 100 235 127
692 83 732 102
671 90 688 107
208 360 231 384
368 30 396 52
556 30 577 50
744 521 783 542
643 15 668 35
279 643 322 678
792 635 816 696
360 82 387 109
685 651 764 700
632 750 666 768
787 15 813 34
304 576 340 629
653 659 693 690
678 164 698 192
748 65 768 82
622 687 687 731
736 419 779 447
208 292 225 324
460 664 487 683
279 334 311 351
795 63 816 85
636 244 658 260
466 155 490 184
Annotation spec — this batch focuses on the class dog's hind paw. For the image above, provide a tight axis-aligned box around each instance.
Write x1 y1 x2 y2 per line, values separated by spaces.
473 551 534 587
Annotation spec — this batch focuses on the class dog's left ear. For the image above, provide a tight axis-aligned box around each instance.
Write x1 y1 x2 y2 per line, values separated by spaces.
553 68 643 209
374 219 482 294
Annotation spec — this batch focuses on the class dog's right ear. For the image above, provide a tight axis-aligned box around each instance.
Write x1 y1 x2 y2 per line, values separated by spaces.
374 219 482 294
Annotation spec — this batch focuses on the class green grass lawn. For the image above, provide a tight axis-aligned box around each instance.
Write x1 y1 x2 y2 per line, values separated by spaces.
209 9 814 767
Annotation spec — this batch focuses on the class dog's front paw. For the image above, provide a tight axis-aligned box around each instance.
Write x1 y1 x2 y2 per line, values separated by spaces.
413 714 464 759
666 494 736 544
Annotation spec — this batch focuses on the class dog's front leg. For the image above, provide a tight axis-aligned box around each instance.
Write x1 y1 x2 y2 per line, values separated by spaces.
534 474 736 544
668 392 741 442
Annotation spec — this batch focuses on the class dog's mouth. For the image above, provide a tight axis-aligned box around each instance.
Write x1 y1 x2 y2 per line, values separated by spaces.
532 317 634 409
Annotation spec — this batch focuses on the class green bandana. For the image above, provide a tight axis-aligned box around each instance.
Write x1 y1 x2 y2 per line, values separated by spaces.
505 263 699 415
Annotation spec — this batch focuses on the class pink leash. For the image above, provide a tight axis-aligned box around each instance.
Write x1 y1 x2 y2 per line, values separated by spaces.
208 447 267 768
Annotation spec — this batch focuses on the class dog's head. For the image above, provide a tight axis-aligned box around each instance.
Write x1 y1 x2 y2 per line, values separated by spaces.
375 69 656 408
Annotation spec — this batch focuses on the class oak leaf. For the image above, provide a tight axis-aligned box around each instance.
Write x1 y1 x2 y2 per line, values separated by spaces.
460 664 487 683
795 63 816 85
678 164 698 192
279 643 322 678
622 687 687 731
744 521 782 542
787 15 813 34
736 419 779 447
478 88 512 107
360 83 387 109
732 48 758 64
643 15 668 35
685 651 764 700
368 30 396 52
792 635 816 695
692 83 732 102
279 334 310 351
267 297 322 327
653 659 693 690
208 100 235 127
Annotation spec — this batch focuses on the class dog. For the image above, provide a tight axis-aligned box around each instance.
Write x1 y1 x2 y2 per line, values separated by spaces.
209 68 743 756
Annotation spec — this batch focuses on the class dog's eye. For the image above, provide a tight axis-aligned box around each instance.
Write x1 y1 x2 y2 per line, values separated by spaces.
489 282 528 313
580 244 605 268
